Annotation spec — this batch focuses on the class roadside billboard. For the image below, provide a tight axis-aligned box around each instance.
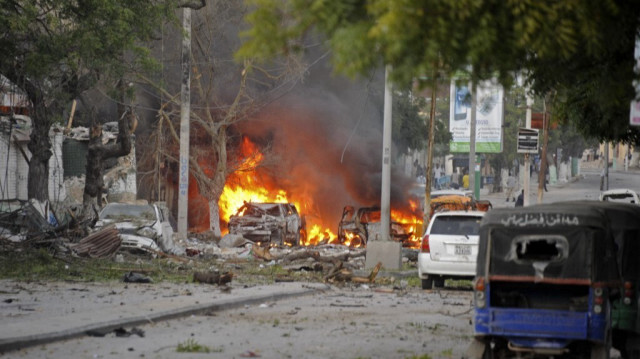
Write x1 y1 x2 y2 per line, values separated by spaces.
449 79 503 152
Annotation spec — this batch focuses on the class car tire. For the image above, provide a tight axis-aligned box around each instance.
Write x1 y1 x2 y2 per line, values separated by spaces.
421 278 433 290
433 276 445 288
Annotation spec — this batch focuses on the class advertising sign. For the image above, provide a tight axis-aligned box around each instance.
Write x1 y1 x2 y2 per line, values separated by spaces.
449 79 503 152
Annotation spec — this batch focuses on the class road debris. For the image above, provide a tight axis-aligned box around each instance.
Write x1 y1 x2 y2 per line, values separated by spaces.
123 271 153 283
193 271 233 285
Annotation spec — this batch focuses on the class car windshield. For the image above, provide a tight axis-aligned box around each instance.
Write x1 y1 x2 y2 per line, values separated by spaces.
99 204 156 221
430 215 482 235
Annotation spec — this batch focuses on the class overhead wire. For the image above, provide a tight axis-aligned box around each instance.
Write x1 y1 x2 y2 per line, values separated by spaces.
341 69 377 164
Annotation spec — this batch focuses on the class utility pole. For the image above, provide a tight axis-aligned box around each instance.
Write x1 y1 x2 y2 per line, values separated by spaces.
365 66 401 270
380 65 392 243
604 142 610 190
523 95 532 206
537 100 550 204
177 8 191 238
423 72 437 226
469 83 477 198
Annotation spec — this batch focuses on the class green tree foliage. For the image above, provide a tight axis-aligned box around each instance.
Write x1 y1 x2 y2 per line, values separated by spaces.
0 1 179 201
392 90 428 155
524 1 640 145
238 0 640 144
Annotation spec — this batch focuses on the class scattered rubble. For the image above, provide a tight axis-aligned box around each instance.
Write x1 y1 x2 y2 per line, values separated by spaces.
123 271 153 283
193 271 233 285
0 199 419 287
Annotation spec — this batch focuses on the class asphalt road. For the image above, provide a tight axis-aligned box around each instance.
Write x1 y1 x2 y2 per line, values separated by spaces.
4 166 638 359
6 283 475 359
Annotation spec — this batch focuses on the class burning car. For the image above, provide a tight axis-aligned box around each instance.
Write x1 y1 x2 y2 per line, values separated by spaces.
337 206 416 247
228 202 305 246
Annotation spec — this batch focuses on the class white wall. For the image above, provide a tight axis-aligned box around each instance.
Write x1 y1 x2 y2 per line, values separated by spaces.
0 124 65 201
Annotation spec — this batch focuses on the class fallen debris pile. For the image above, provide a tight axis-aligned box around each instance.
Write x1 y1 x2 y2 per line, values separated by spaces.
71 226 121 258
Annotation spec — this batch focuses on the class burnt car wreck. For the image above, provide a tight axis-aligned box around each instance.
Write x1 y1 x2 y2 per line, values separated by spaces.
228 202 305 246
337 206 415 247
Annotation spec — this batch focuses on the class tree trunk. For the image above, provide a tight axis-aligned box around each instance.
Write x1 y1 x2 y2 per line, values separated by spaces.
208 200 221 237
81 109 135 218
27 107 53 202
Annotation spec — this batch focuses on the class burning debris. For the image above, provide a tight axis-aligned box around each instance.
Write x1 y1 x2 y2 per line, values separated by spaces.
337 206 420 248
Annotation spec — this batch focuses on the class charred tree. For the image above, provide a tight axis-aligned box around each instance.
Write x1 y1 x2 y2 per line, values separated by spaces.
81 107 137 218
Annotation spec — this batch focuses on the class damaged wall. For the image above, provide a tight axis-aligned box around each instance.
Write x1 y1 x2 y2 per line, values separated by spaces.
62 123 138 205
0 116 66 203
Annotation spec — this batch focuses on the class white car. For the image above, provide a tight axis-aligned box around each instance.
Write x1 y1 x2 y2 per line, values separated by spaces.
599 188 640 205
417 210 485 289
94 202 180 254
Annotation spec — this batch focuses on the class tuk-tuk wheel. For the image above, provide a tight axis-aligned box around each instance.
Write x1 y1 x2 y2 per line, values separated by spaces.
482 341 494 359
590 323 612 359
421 278 433 290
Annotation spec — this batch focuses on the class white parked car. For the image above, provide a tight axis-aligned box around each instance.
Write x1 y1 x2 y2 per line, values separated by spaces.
417 210 485 289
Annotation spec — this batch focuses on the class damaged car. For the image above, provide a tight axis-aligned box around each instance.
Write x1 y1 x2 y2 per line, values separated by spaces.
94 202 179 254
599 188 640 205
228 202 305 246
337 206 415 247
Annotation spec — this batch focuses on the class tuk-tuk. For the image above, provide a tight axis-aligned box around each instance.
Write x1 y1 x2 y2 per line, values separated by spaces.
467 202 625 358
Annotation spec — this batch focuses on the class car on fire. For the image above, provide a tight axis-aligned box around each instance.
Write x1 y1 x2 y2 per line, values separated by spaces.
337 206 416 247
418 210 485 289
228 202 305 246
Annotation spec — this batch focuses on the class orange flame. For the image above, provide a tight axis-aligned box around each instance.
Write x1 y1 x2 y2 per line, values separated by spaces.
219 137 337 245
218 137 421 249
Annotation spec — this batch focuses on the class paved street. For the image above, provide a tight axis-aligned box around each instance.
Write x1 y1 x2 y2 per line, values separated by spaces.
481 167 640 208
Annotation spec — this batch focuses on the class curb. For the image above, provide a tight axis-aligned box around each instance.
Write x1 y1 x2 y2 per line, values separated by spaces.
0 283 328 353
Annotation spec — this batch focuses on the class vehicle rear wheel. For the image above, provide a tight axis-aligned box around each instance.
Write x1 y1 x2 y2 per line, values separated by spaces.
482 341 494 359
433 276 445 288
591 315 611 359
623 333 640 359
421 278 433 290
